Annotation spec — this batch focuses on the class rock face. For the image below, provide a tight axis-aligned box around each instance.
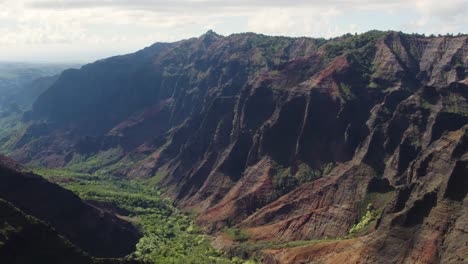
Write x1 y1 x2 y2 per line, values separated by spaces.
6 31 468 263
0 155 141 258
263 126 468 264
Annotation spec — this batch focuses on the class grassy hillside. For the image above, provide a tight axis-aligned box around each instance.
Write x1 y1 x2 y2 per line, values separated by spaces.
33 167 251 264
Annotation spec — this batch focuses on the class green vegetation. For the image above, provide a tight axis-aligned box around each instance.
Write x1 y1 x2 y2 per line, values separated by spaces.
147 165 170 186
268 70 280 77
0 112 27 154
66 147 125 173
323 32 385 94
0 220 17 242
339 82 354 98
421 99 434 110
270 162 330 199
0 198 98 264
33 167 249 264
0 199 39 244
368 81 380 89
248 35 291 63
348 204 378 236
324 31 386 59
349 190 395 237
225 238 338 261
244 34 324 69
451 55 464 69
267 238 338 249
445 93 468 115
224 228 251 242
357 191 394 215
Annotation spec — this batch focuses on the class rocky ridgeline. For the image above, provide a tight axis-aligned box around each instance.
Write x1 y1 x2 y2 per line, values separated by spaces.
5 31 467 263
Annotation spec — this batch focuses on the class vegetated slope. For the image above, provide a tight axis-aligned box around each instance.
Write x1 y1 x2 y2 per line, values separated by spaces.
0 63 73 152
32 168 245 264
5 31 468 263
0 155 141 258
0 62 79 110
0 198 94 264
11 75 59 109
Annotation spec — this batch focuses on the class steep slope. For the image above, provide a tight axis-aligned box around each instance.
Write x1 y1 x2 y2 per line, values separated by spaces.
262 125 468 264
12 75 59 108
0 155 141 258
0 62 78 110
0 198 94 264
4 31 467 263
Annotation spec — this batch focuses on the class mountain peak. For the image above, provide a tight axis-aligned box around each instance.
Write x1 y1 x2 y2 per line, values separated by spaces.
200 29 222 40
203 29 220 36
198 29 222 46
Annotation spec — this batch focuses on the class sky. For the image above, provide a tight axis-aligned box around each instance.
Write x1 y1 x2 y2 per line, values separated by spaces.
0 0 466 63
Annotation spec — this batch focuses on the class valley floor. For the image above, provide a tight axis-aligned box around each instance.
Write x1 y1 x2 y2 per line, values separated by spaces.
33 167 253 264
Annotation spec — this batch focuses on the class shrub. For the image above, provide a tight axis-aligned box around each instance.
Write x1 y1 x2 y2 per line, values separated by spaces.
223 228 251 242
348 204 378 236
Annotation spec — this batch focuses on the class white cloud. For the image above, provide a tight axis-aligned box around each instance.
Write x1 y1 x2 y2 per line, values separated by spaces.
402 0 467 34
0 0 466 62
246 7 361 38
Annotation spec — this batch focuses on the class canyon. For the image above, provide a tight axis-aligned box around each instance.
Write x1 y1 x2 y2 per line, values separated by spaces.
0 31 466 263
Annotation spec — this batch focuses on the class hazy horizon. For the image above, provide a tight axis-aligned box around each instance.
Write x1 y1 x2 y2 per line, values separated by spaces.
1 0 467 63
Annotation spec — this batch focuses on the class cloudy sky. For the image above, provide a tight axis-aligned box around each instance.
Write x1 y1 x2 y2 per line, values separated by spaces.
1 0 466 63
